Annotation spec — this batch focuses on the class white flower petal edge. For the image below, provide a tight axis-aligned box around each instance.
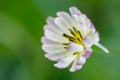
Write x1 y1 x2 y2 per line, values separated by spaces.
94 43 109 53
70 55 86 72
41 6 109 72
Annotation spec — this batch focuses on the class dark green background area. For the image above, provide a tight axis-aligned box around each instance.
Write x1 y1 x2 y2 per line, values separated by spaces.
0 0 120 80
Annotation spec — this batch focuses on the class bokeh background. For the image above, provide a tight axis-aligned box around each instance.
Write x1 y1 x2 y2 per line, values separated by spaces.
0 0 120 80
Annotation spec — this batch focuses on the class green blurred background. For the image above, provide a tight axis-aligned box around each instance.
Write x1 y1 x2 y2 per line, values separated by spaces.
0 0 120 80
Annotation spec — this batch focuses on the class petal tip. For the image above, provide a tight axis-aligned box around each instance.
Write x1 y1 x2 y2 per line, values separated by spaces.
95 43 109 54
45 54 55 61
54 63 65 69
69 65 83 72
69 6 81 16
105 49 109 54
41 36 45 44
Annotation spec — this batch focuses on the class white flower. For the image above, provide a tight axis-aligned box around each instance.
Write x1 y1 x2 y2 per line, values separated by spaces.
41 7 109 72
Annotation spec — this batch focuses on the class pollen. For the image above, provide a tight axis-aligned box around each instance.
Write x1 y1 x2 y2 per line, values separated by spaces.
63 27 85 47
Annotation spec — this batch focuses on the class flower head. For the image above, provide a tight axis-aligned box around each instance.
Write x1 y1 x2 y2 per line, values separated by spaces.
41 7 109 72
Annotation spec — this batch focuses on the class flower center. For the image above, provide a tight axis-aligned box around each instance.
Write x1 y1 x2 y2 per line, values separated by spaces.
63 27 85 48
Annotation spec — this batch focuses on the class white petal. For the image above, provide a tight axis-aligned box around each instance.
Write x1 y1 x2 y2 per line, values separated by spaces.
85 16 95 32
57 11 73 28
83 36 93 47
83 48 92 58
42 44 66 54
70 65 83 72
45 51 69 61
44 25 61 34
46 17 56 26
93 32 100 43
72 15 88 36
41 37 60 44
45 29 69 43
45 17 60 31
70 55 86 72
76 55 86 65
54 17 68 30
54 54 75 68
45 17 65 34
94 43 109 54
54 62 68 68
85 21 95 36
69 7 81 16
54 17 72 36
67 42 83 52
